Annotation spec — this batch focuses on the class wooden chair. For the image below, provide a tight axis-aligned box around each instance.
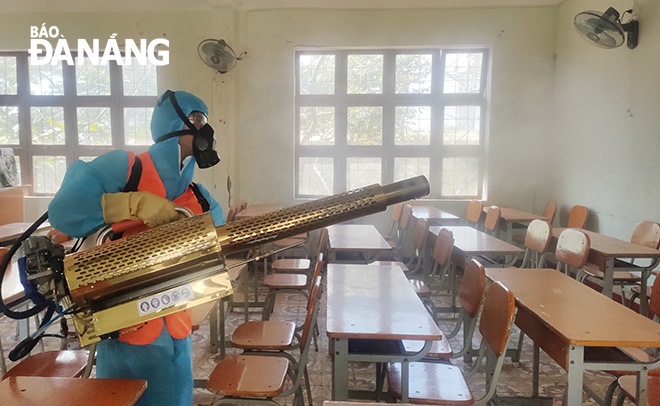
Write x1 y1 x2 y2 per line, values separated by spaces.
388 281 517 406
446 259 487 361
567 205 589 228
544 200 557 224
272 233 309 260
271 228 327 275
582 221 660 305
483 205 501 236
427 228 457 313
555 228 590 280
614 375 660 405
384 202 404 241
465 200 483 229
207 276 322 406
519 219 552 268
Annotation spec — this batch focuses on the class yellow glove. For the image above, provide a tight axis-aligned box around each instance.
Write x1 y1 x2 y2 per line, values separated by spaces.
102 191 178 228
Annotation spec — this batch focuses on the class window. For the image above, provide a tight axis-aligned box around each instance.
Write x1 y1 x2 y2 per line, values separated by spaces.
295 48 488 199
0 52 158 194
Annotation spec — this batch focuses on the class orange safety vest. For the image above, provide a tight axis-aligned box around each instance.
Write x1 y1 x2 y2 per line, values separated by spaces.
115 150 209 345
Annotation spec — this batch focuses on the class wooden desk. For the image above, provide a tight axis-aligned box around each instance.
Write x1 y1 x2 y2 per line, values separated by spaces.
486 268 660 406
0 376 147 406
552 228 660 315
0 222 51 247
327 224 392 263
429 226 524 270
326 264 443 402
483 206 548 242
410 206 459 226
235 204 283 220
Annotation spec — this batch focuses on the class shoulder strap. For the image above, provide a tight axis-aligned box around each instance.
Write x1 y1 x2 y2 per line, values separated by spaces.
122 156 143 193
188 182 211 212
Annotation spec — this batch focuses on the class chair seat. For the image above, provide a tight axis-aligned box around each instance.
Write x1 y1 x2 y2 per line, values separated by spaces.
388 362 474 405
231 321 297 350
264 273 307 289
582 264 642 282
272 258 311 273
401 337 453 359
208 355 289 398
2 350 89 379
618 375 660 404
409 279 431 296
631 285 651 296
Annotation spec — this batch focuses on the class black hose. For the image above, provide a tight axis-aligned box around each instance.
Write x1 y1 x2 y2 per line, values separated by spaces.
0 211 51 319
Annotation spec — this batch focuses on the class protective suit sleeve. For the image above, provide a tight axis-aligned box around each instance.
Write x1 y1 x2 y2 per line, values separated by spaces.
194 183 225 226
102 191 178 228
48 150 130 238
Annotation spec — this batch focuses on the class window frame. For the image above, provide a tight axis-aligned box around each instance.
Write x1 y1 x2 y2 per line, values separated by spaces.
294 47 489 200
0 51 157 195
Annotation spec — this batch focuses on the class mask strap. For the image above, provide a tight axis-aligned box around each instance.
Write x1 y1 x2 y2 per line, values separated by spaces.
162 90 198 134
154 129 194 143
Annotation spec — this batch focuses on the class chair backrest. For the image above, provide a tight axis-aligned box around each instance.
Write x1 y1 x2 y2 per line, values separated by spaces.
543 201 557 224
479 281 516 357
524 219 551 254
459 259 486 318
483 205 501 235
239 200 248 212
411 218 429 251
465 200 483 226
567 205 588 228
315 227 329 259
299 275 322 353
432 228 454 267
391 203 403 223
225 204 238 223
630 221 660 249
555 228 590 269
399 204 414 230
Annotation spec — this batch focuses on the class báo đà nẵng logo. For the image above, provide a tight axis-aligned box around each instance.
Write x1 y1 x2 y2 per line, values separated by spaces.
29 24 169 66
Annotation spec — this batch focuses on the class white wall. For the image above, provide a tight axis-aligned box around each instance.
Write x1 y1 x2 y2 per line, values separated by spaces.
233 6 557 227
544 0 660 239
1 5 558 230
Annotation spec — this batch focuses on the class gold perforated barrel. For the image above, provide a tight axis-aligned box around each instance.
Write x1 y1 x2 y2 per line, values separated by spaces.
64 175 429 309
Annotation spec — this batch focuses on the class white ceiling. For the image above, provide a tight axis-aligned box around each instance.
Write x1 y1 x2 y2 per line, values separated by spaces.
6 0 565 13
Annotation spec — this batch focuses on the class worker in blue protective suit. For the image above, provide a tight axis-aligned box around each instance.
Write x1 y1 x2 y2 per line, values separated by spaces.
48 90 225 406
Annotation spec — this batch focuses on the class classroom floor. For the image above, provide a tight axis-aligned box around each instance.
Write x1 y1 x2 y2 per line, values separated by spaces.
0 264 634 405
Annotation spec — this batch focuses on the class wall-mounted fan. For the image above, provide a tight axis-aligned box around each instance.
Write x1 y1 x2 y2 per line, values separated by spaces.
574 7 639 49
198 39 245 73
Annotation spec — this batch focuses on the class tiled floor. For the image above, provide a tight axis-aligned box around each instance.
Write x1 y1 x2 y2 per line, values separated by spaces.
0 264 634 405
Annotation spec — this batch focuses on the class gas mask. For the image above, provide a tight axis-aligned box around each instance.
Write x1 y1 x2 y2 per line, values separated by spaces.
154 90 221 169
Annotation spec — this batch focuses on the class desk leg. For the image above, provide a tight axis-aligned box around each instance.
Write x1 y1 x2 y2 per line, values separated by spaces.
636 370 649 406
601 257 615 299
566 345 584 406
332 337 349 401
533 343 540 397
243 265 250 323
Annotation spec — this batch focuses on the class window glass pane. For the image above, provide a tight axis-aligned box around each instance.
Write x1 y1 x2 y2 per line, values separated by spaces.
299 54 335 95
444 52 483 94
31 107 65 145
123 59 157 96
442 157 479 196
0 56 18 95
76 57 111 96
395 106 431 145
77 107 112 145
14 155 21 186
347 54 383 94
0 106 19 144
299 106 334 146
347 106 382 145
394 157 430 182
30 63 64 95
298 157 333 196
347 157 381 189
443 106 480 145
396 54 432 94
32 155 66 193
124 107 153 146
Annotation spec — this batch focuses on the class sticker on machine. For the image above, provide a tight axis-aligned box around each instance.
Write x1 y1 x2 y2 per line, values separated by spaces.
137 284 194 316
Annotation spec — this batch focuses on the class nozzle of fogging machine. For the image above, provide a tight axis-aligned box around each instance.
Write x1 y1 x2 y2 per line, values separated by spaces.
380 175 430 204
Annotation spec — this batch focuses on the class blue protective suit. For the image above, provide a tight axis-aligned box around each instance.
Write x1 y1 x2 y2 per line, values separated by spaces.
48 91 225 406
